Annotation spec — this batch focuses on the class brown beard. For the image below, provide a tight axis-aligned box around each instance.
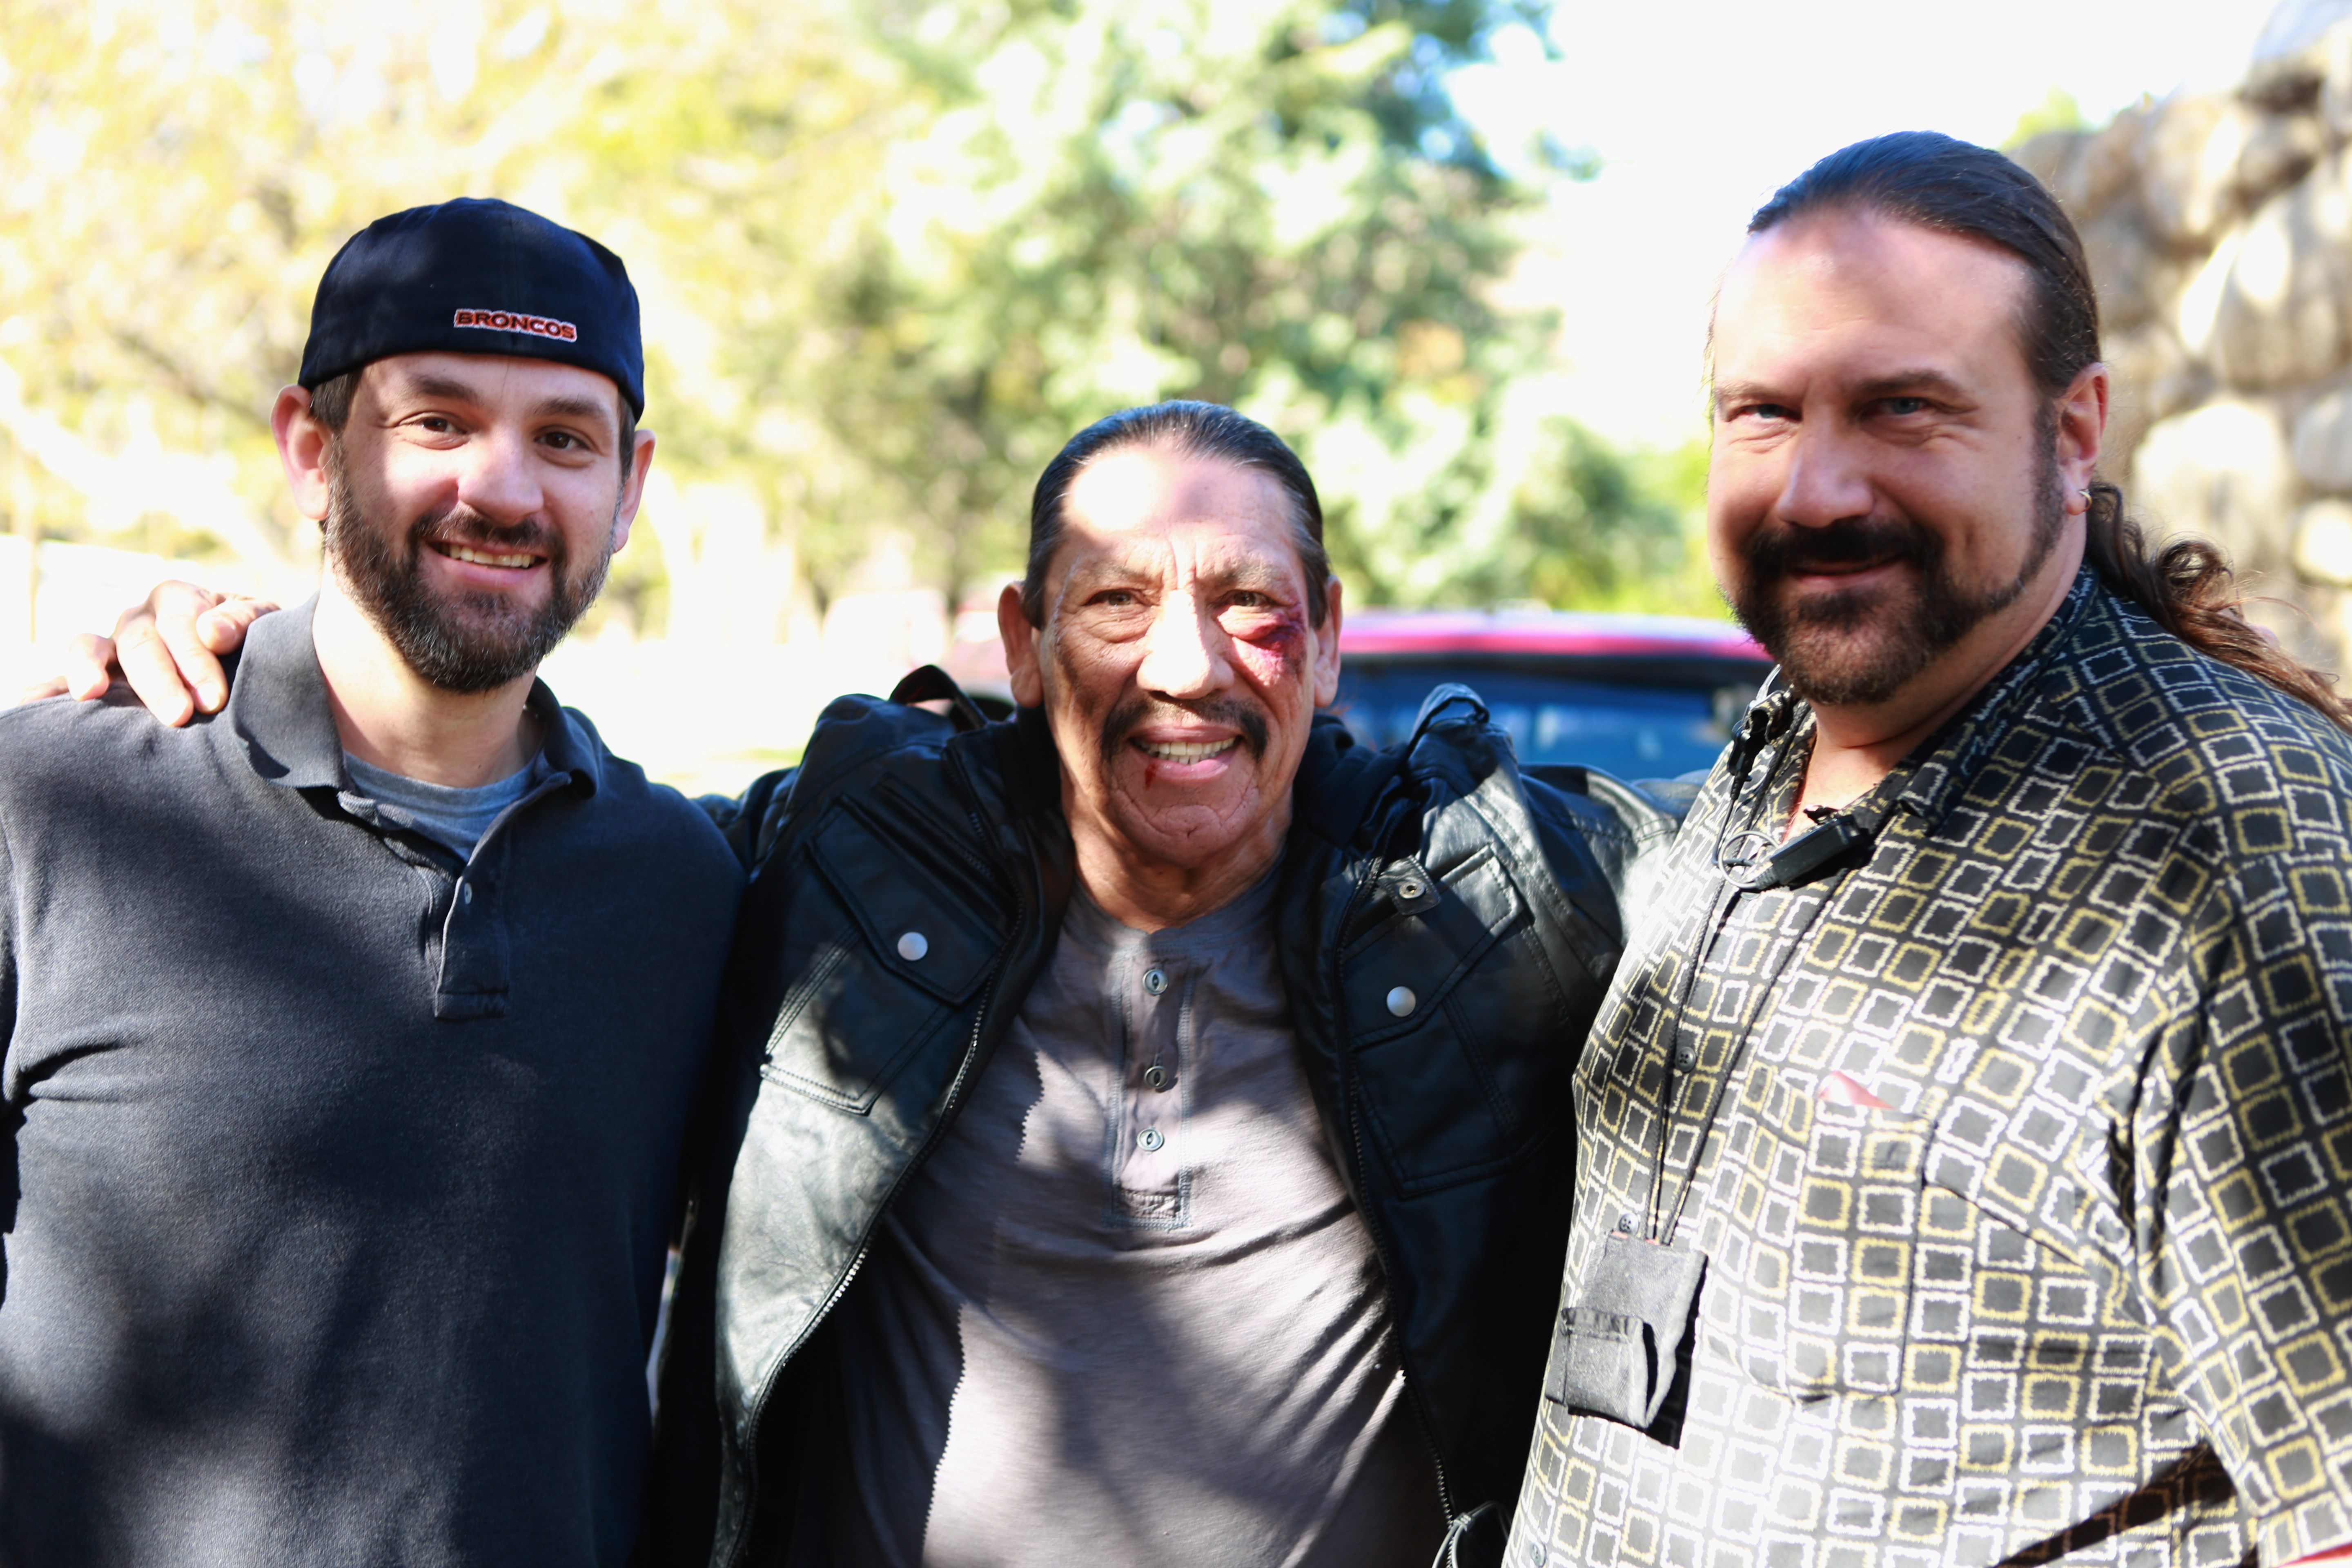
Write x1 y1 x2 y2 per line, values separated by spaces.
322 446 617 695
1727 441 2066 707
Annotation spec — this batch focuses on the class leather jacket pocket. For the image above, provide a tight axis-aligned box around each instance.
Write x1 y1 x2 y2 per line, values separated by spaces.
735 800 1007 1114
1345 847 1561 1192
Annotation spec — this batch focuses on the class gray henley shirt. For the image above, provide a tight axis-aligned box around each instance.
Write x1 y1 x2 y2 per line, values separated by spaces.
829 866 1446 1566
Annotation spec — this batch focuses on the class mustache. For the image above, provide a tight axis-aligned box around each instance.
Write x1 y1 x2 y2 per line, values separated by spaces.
1741 514 1942 579
410 505 561 560
1099 695 1270 773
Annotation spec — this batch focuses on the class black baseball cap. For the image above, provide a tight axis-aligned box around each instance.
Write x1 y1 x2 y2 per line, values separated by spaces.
298 198 644 416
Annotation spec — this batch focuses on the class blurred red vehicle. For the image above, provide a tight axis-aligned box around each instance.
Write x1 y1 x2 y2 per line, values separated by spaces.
1333 608 1773 781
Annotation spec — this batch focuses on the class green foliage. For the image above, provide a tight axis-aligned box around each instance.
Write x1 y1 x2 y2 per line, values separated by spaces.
1324 414 1723 616
0 0 1702 628
706 0 1562 606
2004 86 2087 150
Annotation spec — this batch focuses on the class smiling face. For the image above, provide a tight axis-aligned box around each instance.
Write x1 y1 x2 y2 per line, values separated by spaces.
310 352 649 693
1707 210 2100 713
999 443 1341 925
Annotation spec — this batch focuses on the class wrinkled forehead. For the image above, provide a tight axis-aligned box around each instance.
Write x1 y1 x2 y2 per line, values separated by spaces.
1047 448 1310 605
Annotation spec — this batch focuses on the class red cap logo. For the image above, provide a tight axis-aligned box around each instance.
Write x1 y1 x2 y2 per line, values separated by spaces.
452 308 579 343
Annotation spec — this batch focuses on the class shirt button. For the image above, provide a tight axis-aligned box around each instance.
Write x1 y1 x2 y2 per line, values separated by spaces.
1144 1065 1173 1091
1138 1127 1165 1152
897 931 929 962
1386 986 1417 1018
1675 1046 1695 1069
1143 967 1168 995
460 882 473 904
1615 1213 1634 1233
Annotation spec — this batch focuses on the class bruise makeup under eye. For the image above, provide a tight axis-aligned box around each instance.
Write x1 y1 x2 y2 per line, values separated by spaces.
1230 603 1305 655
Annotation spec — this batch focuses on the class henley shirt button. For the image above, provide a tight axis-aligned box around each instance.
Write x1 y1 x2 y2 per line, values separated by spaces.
897 931 929 962
460 882 473 904
1138 1127 1165 1152
1143 967 1168 995
1144 1064 1172 1091
1385 985 1417 1018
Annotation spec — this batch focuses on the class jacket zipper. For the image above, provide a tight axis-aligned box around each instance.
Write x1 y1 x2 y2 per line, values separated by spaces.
722 755 1018 1568
1331 810 1461 1533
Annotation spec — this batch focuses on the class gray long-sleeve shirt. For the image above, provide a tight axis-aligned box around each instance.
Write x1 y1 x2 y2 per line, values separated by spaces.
0 603 743 1567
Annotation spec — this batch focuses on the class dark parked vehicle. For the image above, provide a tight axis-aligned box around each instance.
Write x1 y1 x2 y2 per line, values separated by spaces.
1334 609 1774 782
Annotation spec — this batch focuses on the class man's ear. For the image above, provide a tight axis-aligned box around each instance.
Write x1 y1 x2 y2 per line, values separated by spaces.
1313 575 1343 709
610 429 657 552
2056 362 2109 518
998 581 1045 707
272 385 333 522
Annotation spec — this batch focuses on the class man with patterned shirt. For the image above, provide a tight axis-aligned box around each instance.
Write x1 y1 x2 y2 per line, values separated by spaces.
1508 133 2352 1568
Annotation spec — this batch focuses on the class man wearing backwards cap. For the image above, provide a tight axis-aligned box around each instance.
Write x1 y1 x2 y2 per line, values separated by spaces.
0 199 741 1565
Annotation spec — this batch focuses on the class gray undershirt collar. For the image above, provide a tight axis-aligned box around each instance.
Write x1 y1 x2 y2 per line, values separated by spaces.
342 752 539 858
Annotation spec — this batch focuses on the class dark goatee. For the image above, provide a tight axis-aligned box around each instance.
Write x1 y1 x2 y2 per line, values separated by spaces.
321 453 616 695
1726 453 2065 708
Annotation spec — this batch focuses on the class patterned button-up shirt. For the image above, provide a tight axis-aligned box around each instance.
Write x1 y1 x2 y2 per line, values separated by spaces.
1508 572 2352 1567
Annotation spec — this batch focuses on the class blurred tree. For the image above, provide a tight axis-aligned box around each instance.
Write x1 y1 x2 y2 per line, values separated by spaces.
0 0 1703 625
662 0 1595 608
2003 85 2087 149
0 0 677 585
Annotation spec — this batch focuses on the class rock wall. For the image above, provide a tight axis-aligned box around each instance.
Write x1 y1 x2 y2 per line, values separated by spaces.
2013 29 2352 669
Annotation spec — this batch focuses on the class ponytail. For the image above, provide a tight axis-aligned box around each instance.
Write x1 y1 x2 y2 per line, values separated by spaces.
2083 481 2352 732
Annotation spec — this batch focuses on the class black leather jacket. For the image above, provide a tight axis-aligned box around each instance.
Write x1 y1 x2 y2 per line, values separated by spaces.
644 677 1682 1568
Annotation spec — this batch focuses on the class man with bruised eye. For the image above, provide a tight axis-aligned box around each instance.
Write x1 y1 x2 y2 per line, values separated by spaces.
72 400 1685 1568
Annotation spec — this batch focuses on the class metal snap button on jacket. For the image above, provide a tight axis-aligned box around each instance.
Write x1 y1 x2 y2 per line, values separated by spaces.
896 931 929 962
1386 985 1417 1018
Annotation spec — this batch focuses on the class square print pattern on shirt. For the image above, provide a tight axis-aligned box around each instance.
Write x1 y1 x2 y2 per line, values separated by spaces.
1513 577 2352 1568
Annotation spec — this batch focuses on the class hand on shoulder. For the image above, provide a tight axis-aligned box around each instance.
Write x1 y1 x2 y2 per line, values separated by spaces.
14 581 277 724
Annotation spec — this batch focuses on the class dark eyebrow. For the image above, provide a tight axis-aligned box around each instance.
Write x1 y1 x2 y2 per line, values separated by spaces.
381 374 616 432
394 371 486 404
1210 559 1296 595
1060 552 1301 597
1712 380 1784 412
1713 370 1976 412
1850 369 1974 404
531 393 617 431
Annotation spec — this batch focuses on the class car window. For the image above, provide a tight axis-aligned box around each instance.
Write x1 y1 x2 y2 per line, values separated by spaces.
1332 665 1764 781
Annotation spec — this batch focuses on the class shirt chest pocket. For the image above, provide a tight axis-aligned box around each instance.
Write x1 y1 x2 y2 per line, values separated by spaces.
1342 847 1564 1192
1698 1068 1935 1403
731 802 1008 1114
1699 1069 2127 1425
